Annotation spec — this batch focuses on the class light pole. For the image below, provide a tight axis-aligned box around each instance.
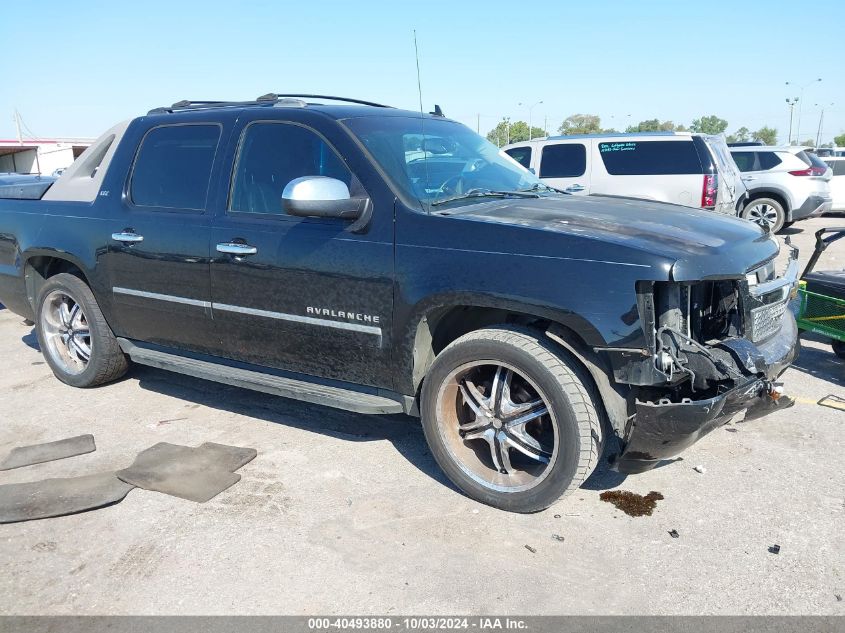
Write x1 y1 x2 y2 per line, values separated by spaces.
815 103 834 147
519 101 543 141
786 78 821 143
785 97 798 144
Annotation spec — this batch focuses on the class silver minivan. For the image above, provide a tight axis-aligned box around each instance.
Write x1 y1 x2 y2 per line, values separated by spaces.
503 132 746 216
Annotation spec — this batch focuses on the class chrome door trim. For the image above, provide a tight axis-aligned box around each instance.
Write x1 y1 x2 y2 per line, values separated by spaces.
112 287 211 308
111 288 382 336
212 302 382 336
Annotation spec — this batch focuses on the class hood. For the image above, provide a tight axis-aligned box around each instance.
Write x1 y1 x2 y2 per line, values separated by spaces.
445 194 779 281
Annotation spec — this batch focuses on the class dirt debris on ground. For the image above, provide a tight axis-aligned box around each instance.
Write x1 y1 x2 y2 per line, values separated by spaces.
599 490 665 517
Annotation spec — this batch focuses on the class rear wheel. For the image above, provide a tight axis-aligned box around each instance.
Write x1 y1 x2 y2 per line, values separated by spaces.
742 197 786 233
833 340 845 359
420 326 602 513
35 273 129 388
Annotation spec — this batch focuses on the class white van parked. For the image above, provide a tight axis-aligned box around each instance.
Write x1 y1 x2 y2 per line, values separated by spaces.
503 132 746 216
823 157 845 212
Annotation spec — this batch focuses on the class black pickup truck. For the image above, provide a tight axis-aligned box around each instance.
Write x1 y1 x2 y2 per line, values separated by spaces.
0 94 799 512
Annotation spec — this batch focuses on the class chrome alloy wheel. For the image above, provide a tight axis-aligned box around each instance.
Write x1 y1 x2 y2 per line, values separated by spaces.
435 361 558 493
745 201 779 228
40 290 91 375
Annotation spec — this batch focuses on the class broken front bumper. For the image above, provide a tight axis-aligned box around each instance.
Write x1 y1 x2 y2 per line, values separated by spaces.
613 305 799 475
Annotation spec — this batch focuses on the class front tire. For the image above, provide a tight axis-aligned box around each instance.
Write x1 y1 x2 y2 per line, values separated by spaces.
742 197 786 233
35 273 129 388
420 326 602 513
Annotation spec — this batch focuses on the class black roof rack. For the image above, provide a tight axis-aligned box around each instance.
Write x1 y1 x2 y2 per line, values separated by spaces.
257 94 392 108
148 94 392 115
147 99 274 115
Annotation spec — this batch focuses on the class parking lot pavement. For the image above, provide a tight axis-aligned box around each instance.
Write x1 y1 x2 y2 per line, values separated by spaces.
0 218 843 616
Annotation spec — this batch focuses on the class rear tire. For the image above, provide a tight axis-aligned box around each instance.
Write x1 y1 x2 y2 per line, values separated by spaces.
833 340 845 359
420 326 602 513
742 197 786 233
35 273 129 388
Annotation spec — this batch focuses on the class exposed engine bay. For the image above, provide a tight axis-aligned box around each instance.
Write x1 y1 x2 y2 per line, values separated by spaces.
602 245 800 473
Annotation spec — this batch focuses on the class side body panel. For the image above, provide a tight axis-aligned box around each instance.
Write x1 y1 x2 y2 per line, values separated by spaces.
0 200 48 317
389 200 674 395
207 109 396 389
533 139 592 195
589 137 699 208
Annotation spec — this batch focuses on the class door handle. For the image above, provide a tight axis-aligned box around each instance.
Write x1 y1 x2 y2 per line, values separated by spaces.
564 184 585 193
216 242 258 256
112 231 144 243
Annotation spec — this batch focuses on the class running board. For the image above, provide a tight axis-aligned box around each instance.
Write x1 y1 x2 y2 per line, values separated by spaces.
117 339 405 415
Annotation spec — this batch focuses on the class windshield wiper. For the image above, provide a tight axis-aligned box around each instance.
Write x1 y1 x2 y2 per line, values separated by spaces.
431 188 539 207
517 183 560 194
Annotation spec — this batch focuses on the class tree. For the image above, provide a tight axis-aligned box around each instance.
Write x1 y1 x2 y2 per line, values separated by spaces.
800 139 815 148
508 120 547 143
486 118 511 146
625 119 681 133
558 114 604 135
752 126 778 146
486 118 545 146
690 115 728 135
833 133 845 147
726 126 750 143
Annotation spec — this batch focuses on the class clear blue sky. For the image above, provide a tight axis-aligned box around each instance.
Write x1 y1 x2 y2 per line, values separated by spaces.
2 0 843 145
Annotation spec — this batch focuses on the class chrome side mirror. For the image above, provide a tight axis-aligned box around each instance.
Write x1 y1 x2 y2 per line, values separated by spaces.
282 176 364 219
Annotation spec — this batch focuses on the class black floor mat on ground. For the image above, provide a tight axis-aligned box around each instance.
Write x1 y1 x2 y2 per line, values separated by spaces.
0 434 96 471
116 442 257 503
0 472 134 523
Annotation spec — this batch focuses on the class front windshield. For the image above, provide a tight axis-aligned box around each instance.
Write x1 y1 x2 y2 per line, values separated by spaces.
344 116 553 210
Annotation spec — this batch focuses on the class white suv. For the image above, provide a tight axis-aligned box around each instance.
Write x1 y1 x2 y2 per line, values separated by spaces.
502 132 746 216
730 146 833 232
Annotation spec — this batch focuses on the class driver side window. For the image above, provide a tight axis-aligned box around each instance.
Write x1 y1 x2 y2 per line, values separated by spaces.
229 122 353 215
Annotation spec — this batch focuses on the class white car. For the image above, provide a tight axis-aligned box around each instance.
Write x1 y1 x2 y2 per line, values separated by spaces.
502 132 746 217
823 157 845 212
730 146 833 232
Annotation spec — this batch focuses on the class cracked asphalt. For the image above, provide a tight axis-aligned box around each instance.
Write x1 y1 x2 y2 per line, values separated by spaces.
0 216 842 615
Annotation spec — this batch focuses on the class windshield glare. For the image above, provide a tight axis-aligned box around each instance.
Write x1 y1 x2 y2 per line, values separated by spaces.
344 116 548 209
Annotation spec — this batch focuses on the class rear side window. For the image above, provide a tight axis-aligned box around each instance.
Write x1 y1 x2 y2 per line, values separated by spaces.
598 140 701 175
230 122 352 215
539 144 586 178
795 151 813 167
731 152 755 172
505 146 532 170
731 151 782 172
806 152 830 171
130 124 220 210
757 152 782 170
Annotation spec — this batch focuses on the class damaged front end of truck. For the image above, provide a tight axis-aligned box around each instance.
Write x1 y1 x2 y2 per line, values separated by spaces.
606 239 800 474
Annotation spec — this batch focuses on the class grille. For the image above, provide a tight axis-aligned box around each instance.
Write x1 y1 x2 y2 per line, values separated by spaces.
750 300 787 342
